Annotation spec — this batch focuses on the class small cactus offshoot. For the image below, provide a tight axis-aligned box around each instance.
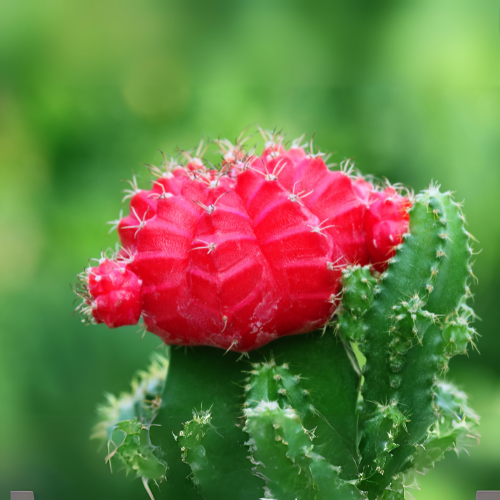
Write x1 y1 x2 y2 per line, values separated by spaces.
79 129 480 500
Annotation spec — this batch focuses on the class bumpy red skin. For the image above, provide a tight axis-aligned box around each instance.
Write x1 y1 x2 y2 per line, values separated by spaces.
352 179 412 272
88 260 143 328
86 145 409 352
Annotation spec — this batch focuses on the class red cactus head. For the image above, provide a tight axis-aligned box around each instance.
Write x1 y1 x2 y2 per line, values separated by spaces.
75 129 411 352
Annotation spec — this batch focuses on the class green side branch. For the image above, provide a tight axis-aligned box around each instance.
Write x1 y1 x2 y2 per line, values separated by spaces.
92 355 169 495
244 401 364 500
337 186 477 498
377 380 480 500
243 354 358 478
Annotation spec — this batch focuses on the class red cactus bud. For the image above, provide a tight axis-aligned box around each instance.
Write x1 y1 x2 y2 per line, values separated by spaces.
364 187 411 271
86 259 142 328
76 131 411 352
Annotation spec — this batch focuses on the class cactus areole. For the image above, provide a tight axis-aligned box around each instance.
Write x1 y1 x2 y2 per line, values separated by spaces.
76 130 410 352
79 129 480 500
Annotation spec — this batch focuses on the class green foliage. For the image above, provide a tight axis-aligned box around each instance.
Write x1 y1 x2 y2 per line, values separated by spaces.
93 354 169 443
358 402 408 478
244 401 363 500
353 187 477 498
94 186 480 499
92 355 169 496
414 380 480 474
105 418 167 482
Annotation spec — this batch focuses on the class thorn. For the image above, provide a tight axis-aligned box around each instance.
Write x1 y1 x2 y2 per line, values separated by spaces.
223 337 239 355
145 153 177 178
469 268 478 284
439 233 453 242
308 218 337 238
327 255 346 271
287 181 314 206
136 322 148 340
190 240 217 254
327 292 342 304
142 477 157 500
291 133 308 150
339 158 355 176
219 312 228 334
248 158 286 181
193 199 216 214
306 132 325 159
466 231 479 243
148 181 173 200
361 277 372 288
121 207 151 239
106 210 124 234
192 190 231 215
122 175 142 203
179 137 209 167
195 167 227 189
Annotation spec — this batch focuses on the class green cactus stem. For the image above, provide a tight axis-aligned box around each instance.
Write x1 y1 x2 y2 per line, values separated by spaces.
92 355 169 497
94 185 480 500
336 185 478 498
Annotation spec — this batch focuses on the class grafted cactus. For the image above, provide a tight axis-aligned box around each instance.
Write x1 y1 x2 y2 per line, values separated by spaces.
80 130 480 500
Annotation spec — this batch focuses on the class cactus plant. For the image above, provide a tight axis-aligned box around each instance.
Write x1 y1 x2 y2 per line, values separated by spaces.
78 129 480 500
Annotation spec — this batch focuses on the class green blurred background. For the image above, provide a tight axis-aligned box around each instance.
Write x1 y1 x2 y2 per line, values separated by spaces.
1 0 499 498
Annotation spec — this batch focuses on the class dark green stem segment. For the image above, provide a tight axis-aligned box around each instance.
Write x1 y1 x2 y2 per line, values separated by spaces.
155 331 361 500
337 187 476 498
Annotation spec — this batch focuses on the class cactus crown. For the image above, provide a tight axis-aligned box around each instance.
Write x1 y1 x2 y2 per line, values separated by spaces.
75 128 411 352
91 172 479 499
